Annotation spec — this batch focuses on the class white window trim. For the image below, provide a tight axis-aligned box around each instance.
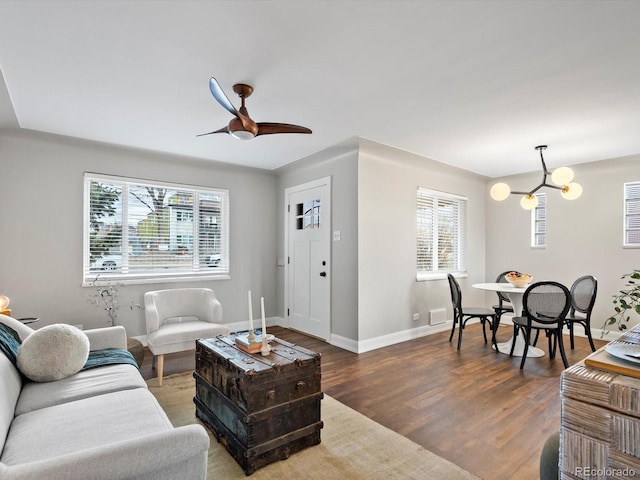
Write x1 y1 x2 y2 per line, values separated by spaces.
530 192 546 249
83 173 230 286
416 187 468 281
624 181 640 248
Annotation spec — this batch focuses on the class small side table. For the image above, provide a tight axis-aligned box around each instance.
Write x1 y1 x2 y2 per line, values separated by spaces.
19 317 39 325
126 338 145 367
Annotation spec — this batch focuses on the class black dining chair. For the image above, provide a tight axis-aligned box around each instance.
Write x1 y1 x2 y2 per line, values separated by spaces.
447 274 498 351
564 275 598 352
493 270 521 324
510 281 571 369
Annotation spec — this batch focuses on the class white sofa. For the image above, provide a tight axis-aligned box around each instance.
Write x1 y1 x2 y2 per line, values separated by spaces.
0 315 209 480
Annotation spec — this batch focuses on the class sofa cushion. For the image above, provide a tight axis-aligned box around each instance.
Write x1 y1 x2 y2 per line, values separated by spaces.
17 324 90 382
0 354 22 456
15 363 147 415
1 388 174 466
147 320 229 355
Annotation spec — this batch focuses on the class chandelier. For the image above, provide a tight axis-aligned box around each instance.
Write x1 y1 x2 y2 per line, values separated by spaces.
490 145 583 210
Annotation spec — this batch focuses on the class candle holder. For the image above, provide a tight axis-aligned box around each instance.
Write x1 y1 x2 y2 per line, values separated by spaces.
261 336 271 356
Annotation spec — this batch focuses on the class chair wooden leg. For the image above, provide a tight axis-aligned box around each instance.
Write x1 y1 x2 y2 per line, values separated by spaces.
569 322 575 350
585 323 596 352
520 328 531 369
457 318 464 350
481 317 488 344
509 325 518 357
449 318 457 343
156 354 164 387
491 318 499 352
557 330 569 368
532 330 541 346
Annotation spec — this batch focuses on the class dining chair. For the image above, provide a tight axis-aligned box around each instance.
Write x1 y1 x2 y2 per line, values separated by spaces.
564 275 598 352
447 274 497 351
510 281 571 369
493 270 521 323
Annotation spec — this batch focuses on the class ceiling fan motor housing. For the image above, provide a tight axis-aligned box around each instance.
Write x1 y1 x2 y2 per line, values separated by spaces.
229 116 258 139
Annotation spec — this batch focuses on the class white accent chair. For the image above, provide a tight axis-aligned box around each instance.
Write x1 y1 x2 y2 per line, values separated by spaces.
144 288 230 386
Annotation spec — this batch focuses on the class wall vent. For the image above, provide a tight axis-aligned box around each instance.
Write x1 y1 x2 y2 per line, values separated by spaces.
429 309 446 326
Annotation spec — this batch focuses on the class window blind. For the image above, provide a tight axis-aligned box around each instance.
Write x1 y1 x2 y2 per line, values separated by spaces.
417 187 467 277
83 173 229 284
531 193 546 248
625 182 640 247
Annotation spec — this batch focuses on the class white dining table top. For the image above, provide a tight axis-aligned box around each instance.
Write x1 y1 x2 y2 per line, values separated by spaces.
472 282 529 294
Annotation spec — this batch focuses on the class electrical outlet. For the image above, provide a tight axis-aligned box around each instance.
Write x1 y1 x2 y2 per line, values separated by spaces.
413 313 420 322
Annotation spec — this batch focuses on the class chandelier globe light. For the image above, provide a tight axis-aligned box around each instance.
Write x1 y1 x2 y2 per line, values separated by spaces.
490 145 582 209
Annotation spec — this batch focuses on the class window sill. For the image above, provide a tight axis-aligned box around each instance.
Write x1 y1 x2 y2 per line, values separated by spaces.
83 273 230 287
416 272 468 282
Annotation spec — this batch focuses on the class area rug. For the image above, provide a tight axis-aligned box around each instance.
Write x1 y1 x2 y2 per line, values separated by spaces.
147 372 479 479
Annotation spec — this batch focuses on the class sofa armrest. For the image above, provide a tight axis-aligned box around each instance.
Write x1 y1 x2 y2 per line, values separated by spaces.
0 424 210 480
83 326 127 351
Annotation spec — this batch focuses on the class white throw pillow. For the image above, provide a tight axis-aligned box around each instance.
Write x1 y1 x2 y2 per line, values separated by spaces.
17 324 90 382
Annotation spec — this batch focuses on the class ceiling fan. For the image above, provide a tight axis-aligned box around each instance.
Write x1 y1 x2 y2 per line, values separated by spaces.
197 77 312 140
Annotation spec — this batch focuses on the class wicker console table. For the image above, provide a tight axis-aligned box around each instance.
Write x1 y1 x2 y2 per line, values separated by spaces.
560 328 640 479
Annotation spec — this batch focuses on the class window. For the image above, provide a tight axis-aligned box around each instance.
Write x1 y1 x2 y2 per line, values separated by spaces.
83 173 229 284
625 182 640 247
295 200 321 229
531 193 546 248
416 187 467 279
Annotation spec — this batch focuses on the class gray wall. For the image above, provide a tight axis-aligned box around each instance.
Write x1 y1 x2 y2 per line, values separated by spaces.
0 129 278 336
276 138 489 350
275 140 359 341
2 126 638 347
485 154 640 337
357 140 489 345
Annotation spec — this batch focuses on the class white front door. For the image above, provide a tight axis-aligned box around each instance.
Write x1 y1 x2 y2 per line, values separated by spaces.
285 177 331 340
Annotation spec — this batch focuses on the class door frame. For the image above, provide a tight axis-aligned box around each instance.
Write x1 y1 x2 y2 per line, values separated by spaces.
283 176 332 340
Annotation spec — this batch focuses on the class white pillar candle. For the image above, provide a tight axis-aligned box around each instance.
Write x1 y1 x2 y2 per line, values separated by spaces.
260 296 270 356
248 290 254 331
247 290 255 342
261 297 267 336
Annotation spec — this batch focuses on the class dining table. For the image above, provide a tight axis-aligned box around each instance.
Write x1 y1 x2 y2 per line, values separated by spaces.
472 282 545 358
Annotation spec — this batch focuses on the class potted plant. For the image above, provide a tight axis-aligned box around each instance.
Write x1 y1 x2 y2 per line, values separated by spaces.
603 269 640 336
86 275 142 327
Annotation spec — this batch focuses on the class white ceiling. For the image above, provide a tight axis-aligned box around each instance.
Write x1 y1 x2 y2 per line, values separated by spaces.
1 0 639 176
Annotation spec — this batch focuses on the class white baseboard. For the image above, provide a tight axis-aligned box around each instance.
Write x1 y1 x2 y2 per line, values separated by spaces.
206 317 618 356
332 322 453 354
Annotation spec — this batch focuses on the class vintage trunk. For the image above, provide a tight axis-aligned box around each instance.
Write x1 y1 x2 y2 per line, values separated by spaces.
194 335 322 475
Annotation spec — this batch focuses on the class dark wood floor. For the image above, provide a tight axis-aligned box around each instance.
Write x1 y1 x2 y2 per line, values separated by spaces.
139 325 604 480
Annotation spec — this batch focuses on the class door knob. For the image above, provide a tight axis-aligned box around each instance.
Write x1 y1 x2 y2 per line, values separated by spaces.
319 271 327 277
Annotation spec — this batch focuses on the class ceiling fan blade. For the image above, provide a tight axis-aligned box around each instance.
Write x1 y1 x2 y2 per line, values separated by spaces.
256 122 312 136
209 77 239 117
196 125 229 137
